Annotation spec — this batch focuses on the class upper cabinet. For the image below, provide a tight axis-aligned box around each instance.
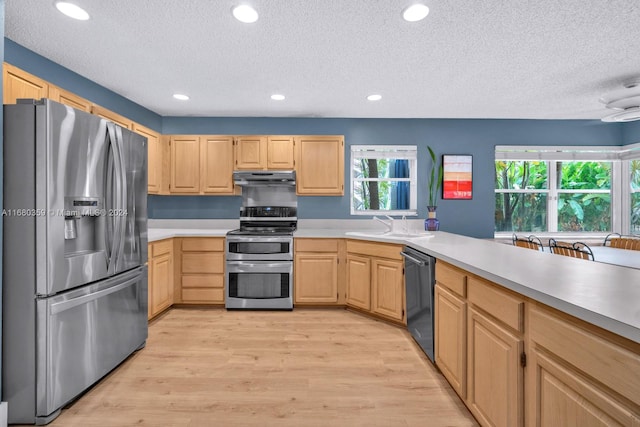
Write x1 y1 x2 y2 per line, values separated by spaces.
235 136 267 169
267 136 295 169
49 85 92 112
3 62 49 104
295 135 344 195
133 124 164 194
91 105 133 130
234 136 295 170
201 136 235 194
169 135 235 195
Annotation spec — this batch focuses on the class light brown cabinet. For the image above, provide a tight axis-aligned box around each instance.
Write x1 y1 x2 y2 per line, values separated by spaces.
133 124 164 194
345 240 405 324
148 239 174 319
467 307 524 427
179 238 225 304
170 135 201 193
294 239 341 304
434 283 467 398
346 253 371 310
3 62 49 104
169 135 235 195
234 135 295 170
91 105 133 130
295 135 344 195
201 136 235 194
49 85 92 112
527 305 640 427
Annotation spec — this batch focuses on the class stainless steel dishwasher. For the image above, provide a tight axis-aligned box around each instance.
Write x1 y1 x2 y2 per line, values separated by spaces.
401 246 436 362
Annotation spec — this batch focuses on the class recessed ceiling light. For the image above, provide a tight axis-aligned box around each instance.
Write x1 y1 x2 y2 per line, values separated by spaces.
173 93 190 101
367 94 382 101
402 4 430 22
232 5 259 23
271 94 285 101
55 2 90 20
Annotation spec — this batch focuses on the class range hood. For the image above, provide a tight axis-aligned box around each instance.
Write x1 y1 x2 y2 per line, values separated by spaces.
233 170 296 186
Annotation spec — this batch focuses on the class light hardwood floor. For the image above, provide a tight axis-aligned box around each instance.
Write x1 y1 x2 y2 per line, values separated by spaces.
45 308 477 427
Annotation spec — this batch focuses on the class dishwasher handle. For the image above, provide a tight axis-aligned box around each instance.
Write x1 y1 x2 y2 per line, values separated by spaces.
400 251 427 266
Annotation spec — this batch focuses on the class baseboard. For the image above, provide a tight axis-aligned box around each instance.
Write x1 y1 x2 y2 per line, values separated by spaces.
0 402 7 427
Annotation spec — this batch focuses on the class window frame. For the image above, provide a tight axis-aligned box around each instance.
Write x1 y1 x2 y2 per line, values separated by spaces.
350 145 418 216
495 144 640 238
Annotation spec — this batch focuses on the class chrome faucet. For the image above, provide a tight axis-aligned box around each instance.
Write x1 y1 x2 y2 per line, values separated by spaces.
373 215 393 233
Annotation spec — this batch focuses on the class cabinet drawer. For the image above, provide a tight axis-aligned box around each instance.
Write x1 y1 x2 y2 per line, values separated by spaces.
346 240 402 260
295 238 338 252
181 253 224 274
182 288 224 303
181 238 224 252
468 276 524 332
182 274 224 288
151 239 172 257
435 262 467 297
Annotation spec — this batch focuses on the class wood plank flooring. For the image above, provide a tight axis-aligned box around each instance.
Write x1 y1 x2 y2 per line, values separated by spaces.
44 308 477 427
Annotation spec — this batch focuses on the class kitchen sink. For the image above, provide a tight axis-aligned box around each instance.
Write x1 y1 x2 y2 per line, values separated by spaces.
345 230 434 240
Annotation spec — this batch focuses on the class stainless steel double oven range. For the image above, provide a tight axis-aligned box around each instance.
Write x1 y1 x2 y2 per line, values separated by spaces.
225 171 297 310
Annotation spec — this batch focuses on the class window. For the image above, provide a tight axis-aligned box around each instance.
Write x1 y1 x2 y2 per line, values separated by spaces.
351 145 417 216
630 159 640 233
494 145 640 236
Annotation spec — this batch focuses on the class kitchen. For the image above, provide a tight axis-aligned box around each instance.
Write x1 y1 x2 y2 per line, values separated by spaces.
2 1 640 426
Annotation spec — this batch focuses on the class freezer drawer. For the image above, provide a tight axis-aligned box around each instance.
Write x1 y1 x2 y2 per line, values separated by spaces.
35 267 148 421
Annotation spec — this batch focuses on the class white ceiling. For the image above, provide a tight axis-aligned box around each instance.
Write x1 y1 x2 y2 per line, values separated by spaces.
5 0 640 119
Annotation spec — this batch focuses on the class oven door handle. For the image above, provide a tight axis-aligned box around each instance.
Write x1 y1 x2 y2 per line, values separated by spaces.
226 261 292 273
227 237 293 243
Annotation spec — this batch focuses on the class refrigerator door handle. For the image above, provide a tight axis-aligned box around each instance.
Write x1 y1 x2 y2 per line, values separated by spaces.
49 275 140 315
114 125 128 268
106 123 124 273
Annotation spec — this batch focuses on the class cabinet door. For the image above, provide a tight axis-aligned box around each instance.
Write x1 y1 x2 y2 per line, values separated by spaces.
435 284 467 399
150 252 173 318
170 136 201 193
235 136 267 170
371 258 404 322
267 136 295 169
346 254 371 310
295 135 344 195
528 350 638 427
201 136 235 194
133 124 162 194
49 85 92 112
3 63 49 104
91 105 133 129
467 307 524 427
294 253 338 303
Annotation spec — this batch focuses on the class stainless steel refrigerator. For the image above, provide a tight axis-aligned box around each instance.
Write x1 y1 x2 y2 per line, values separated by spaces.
2 99 148 424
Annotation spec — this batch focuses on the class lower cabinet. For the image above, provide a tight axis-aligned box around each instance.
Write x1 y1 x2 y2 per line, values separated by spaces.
435 261 640 427
527 305 640 427
294 239 342 304
434 284 467 398
179 237 225 304
345 240 405 324
467 307 524 427
148 239 174 319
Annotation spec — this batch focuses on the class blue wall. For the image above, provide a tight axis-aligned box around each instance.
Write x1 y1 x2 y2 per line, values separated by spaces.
4 38 162 132
622 120 640 145
157 117 622 238
3 39 628 238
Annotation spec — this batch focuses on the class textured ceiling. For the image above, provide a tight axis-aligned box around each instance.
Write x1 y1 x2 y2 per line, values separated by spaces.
5 0 640 119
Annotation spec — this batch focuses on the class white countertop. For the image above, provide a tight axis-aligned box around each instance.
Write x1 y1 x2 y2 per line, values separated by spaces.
147 223 640 344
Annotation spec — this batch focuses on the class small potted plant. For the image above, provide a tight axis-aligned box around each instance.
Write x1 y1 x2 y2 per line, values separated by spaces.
426 146 443 231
